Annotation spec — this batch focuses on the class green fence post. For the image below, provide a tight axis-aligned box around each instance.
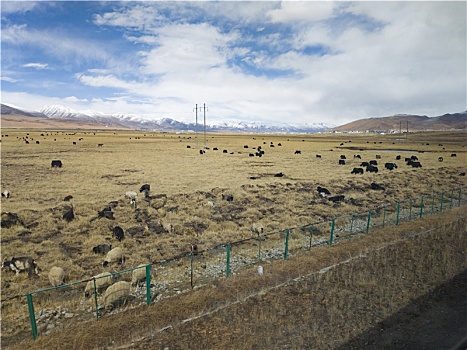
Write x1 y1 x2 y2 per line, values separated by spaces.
93 278 99 320
450 189 454 208
329 219 335 246
145 264 151 305
349 215 354 238
431 193 435 213
382 206 386 228
459 188 462 207
26 293 38 340
419 196 424 219
226 243 231 278
283 229 290 260
409 200 412 220
396 202 400 225
366 211 371 234
440 192 445 212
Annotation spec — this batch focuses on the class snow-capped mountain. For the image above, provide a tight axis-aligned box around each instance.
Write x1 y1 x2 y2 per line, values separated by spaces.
32 104 334 133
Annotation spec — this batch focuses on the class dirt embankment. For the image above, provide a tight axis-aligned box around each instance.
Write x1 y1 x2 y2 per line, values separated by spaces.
4 208 466 350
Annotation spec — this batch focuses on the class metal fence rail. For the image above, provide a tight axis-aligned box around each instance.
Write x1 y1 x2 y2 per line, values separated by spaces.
1 186 466 341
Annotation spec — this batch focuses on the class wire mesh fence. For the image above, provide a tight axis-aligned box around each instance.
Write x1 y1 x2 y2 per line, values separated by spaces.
2 186 466 340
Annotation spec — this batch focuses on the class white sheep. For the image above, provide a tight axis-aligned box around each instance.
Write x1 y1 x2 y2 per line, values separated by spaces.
84 272 113 298
104 281 131 310
103 247 124 267
131 264 148 288
48 266 66 287
161 221 174 234
125 191 137 199
251 223 265 235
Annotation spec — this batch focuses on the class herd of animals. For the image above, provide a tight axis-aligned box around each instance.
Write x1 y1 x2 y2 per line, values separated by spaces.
1 135 465 311
1 183 154 310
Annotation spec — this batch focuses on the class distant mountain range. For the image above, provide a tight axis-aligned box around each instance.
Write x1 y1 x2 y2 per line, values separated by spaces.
0 104 332 133
1 103 466 133
331 112 467 132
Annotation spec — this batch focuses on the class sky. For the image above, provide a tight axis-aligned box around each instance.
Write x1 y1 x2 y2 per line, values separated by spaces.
1 1 466 125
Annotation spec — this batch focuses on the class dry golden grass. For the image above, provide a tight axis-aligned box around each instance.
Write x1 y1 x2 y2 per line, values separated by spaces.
1 129 466 347
2 208 465 350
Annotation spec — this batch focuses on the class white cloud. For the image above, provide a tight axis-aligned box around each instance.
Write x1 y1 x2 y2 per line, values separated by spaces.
23 63 49 70
1 76 21 83
267 2 336 23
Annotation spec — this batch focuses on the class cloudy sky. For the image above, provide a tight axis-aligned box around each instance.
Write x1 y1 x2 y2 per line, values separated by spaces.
1 1 466 125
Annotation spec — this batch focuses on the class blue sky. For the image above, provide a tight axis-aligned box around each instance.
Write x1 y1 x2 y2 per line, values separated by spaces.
1 1 466 125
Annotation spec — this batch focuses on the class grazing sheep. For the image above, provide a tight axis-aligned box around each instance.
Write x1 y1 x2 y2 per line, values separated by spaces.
125 191 137 199
48 266 66 287
131 264 148 287
104 281 131 310
161 221 174 234
103 247 125 267
125 191 137 208
2 190 11 198
251 223 265 235
84 272 113 298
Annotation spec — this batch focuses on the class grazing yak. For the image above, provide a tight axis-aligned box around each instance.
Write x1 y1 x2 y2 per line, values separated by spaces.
2 257 40 277
139 184 150 193
317 186 331 196
63 206 74 222
384 163 398 170
2 190 11 198
338 159 346 165
328 195 345 202
369 160 378 166
113 226 125 242
274 172 284 177
93 243 112 255
351 167 364 175
51 160 62 168
370 183 385 191
407 159 422 168
222 194 234 202
294 150 301 154
366 165 378 173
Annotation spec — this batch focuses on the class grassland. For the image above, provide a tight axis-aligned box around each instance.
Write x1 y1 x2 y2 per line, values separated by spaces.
1 129 466 347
